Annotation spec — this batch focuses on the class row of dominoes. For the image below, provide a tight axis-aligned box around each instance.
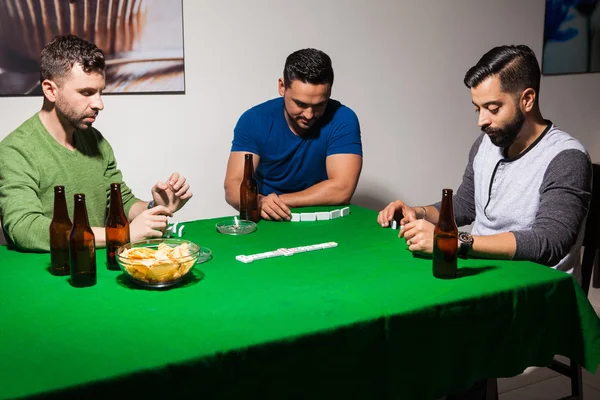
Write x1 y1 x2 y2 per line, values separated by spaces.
235 242 338 263
291 207 350 222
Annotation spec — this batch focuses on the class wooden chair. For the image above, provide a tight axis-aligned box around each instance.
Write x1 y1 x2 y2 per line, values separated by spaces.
545 163 600 400
492 163 600 400
581 163 600 296
594 252 600 289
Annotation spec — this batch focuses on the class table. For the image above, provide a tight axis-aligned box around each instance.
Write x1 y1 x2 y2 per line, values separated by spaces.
1 205 599 399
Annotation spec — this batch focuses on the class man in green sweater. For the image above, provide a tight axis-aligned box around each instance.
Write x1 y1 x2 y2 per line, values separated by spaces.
0 35 193 251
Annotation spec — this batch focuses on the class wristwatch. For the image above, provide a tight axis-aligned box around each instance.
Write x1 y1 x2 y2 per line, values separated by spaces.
458 231 474 259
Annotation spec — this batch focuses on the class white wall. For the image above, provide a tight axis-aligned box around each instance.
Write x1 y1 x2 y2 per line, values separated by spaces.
1 0 599 223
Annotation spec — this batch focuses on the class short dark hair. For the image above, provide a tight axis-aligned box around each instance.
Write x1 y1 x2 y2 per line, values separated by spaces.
464 45 540 96
40 34 105 84
283 48 334 88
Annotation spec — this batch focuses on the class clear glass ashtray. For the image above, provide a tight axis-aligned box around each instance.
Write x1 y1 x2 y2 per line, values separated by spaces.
215 218 257 235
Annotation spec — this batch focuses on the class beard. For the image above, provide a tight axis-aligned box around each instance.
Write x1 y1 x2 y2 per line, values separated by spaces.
283 106 317 136
482 108 525 148
55 95 96 131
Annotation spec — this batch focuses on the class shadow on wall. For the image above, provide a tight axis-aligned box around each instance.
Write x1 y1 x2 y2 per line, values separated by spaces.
351 181 404 213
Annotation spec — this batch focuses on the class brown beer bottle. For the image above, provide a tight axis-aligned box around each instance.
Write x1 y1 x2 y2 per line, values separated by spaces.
433 188 458 279
49 186 72 276
239 153 259 222
106 183 130 271
69 194 97 287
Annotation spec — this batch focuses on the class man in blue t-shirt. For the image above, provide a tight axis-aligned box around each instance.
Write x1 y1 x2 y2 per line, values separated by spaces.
224 48 363 221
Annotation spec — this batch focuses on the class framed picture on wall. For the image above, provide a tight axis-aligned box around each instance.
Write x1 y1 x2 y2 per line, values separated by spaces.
543 0 600 74
0 0 185 96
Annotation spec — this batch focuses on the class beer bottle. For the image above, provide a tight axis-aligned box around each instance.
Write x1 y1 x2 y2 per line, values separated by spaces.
69 194 97 287
106 183 130 271
49 186 72 276
239 153 259 222
433 188 458 279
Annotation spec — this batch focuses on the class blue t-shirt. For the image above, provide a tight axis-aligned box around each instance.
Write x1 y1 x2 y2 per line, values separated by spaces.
231 97 362 196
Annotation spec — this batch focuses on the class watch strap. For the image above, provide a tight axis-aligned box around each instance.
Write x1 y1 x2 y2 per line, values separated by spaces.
458 231 472 259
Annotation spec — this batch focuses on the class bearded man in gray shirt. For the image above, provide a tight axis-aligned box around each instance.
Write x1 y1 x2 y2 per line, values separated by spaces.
378 44 592 282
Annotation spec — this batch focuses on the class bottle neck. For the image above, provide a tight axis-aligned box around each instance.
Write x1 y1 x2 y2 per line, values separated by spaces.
437 191 456 232
439 194 454 221
73 199 90 227
109 188 124 211
54 191 68 216
243 157 254 180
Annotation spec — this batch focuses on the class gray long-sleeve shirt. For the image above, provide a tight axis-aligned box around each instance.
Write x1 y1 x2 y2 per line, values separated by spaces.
436 122 592 279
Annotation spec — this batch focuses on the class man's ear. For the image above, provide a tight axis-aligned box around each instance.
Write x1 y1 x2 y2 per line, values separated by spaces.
520 88 536 113
41 79 58 103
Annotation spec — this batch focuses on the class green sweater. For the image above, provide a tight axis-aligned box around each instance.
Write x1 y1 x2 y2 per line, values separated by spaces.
0 114 139 251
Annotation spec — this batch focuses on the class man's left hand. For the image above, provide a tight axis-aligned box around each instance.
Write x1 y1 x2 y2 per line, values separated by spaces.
400 219 436 254
151 172 193 213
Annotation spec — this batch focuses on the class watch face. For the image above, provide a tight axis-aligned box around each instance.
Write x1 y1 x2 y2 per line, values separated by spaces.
459 232 473 244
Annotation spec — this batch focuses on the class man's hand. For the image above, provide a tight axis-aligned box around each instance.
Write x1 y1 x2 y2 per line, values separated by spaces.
377 200 418 227
400 219 436 254
152 172 193 213
129 206 173 242
259 193 291 221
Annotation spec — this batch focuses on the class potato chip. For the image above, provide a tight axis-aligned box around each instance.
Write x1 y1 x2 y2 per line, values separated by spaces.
119 242 196 284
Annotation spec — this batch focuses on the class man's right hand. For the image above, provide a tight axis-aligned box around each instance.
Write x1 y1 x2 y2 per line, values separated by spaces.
129 205 173 242
377 200 418 227
259 193 291 221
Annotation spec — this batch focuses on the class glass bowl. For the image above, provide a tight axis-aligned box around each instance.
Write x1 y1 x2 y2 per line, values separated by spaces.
116 238 210 288
215 218 257 235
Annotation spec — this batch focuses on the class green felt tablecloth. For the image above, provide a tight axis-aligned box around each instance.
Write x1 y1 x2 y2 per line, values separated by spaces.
1 205 599 400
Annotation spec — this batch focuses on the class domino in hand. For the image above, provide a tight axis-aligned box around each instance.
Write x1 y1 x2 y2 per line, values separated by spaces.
235 242 338 263
163 223 185 238
387 220 404 231
388 220 404 230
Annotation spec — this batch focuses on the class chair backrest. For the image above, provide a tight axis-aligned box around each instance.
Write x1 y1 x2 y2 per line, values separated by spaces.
581 163 600 296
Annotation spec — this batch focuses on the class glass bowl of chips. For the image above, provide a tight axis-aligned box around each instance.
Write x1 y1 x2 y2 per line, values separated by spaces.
116 239 210 288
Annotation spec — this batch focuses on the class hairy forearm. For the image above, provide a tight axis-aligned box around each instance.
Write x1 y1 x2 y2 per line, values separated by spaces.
280 179 355 208
419 206 440 225
128 201 149 221
469 232 516 260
